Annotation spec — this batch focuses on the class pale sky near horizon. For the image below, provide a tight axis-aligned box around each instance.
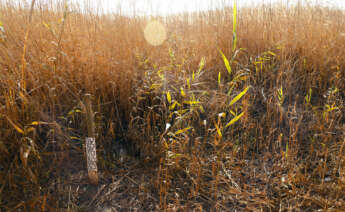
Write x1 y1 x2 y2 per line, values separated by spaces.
16 0 345 16
67 0 345 16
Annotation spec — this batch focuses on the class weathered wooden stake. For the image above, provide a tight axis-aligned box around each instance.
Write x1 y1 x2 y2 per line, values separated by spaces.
84 94 98 185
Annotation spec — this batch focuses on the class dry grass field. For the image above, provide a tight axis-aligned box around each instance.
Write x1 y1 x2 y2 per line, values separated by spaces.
0 0 344 211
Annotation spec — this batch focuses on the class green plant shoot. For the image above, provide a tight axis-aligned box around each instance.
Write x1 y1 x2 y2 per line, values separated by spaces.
232 0 237 52
219 49 232 74
229 86 249 106
225 111 244 128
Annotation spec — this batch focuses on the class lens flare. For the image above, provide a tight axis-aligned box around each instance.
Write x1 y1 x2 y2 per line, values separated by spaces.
144 20 167 46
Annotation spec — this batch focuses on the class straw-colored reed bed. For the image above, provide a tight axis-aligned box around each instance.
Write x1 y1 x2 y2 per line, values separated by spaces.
0 0 344 211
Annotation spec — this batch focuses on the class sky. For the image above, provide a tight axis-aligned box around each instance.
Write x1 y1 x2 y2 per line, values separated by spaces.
66 0 345 16
14 0 345 16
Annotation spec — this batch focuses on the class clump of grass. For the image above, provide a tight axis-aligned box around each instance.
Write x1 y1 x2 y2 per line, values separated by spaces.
0 0 344 211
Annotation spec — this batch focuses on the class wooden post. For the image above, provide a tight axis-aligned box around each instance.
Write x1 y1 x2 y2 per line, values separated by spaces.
84 94 98 185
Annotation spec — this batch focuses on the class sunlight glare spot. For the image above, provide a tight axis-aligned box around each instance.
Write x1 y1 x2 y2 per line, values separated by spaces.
144 20 166 46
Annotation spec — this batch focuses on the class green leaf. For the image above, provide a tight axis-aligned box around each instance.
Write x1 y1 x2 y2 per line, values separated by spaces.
215 123 222 138
166 91 172 104
285 142 289 159
198 57 206 74
218 49 232 74
75 109 82 113
6 117 24 135
325 105 338 113
225 112 244 128
180 87 186 97
175 127 192 135
183 100 201 105
157 70 165 80
229 86 249 106
266 51 276 56
67 110 74 116
187 78 191 89
25 127 35 133
164 141 169 149
150 83 162 89
42 21 50 30
169 101 178 110
218 112 226 118
167 151 183 159
232 0 237 52
178 109 189 115
218 72 221 86
199 105 205 113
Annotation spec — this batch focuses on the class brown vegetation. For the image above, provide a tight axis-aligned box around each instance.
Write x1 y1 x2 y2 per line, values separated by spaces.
0 0 344 211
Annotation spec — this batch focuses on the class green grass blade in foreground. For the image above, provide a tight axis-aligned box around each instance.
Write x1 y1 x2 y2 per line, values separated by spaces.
166 91 172 104
225 111 244 128
232 0 237 52
175 127 192 135
218 49 232 74
229 86 249 106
